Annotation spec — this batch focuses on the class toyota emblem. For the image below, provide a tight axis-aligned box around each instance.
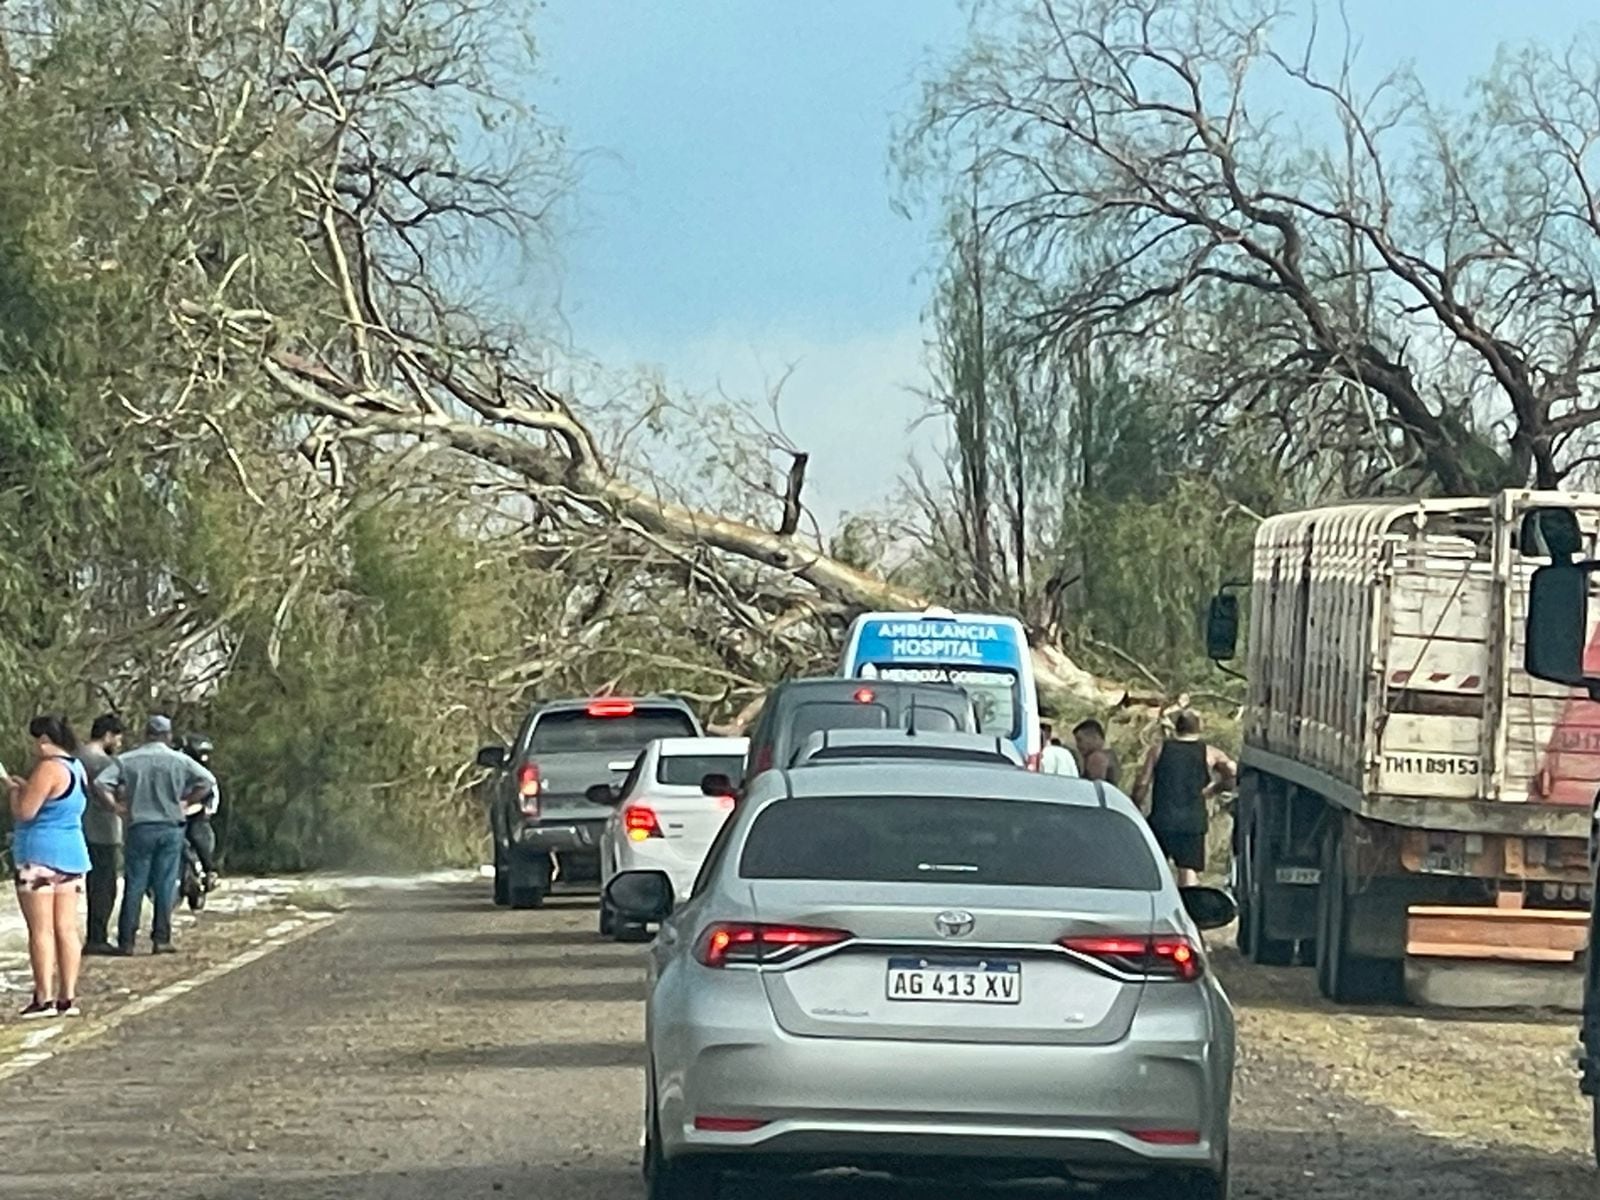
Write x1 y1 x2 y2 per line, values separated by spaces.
935 910 975 938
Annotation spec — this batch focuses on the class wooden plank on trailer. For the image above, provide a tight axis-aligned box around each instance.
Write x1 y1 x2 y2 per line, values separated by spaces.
1406 904 1588 962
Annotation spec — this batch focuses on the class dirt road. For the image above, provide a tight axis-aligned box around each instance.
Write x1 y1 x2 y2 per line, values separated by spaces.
0 882 1589 1199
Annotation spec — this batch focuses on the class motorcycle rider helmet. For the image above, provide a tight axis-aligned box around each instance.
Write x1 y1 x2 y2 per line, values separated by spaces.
182 733 214 767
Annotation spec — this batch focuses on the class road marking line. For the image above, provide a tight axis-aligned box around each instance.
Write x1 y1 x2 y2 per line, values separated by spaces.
0 910 338 1084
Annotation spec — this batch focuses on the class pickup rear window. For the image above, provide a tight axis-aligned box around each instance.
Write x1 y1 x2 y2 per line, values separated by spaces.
530 708 697 753
739 796 1161 890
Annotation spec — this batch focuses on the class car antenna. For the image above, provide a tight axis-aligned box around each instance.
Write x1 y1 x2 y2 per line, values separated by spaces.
907 694 919 737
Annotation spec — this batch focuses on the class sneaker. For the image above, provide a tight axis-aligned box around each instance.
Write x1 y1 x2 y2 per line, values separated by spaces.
152 942 177 955
19 997 58 1020
84 941 119 957
55 998 81 1018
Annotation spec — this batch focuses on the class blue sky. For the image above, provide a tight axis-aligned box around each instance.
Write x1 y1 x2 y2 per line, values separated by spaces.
515 0 1598 525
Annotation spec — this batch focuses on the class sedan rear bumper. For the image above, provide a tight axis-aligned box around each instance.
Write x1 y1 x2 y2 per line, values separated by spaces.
659 1022 1228 1176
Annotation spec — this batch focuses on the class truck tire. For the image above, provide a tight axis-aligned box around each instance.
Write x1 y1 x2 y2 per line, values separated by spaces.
1241 816 1295 967
1583 882 1600 1168
1316 826 1401 1005
1592 1095 1599 1172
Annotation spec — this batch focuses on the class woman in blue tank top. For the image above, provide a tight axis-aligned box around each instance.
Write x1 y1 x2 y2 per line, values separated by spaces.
6 714 92 1018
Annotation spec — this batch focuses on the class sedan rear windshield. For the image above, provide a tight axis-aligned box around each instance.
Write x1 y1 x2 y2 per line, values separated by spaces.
739 796 1161 891
530 708 697 753
657 753 745 787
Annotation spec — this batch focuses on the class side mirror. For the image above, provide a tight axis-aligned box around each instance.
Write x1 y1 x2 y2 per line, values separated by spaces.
585 782 619 806
1205 593 1239 661
1526 561 1594 687
475 745 508 771
604 870 675 923
700 772 735 798
1521 506 1584 560
1179 886 1238 931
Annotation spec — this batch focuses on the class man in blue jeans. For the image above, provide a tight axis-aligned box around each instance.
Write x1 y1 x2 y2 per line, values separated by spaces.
95 715 218 955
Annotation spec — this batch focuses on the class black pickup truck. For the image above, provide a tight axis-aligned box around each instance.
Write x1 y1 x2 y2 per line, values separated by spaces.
477 697 704 908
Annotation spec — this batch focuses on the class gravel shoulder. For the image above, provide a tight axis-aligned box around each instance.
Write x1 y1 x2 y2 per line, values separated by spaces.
0 881 1590 1200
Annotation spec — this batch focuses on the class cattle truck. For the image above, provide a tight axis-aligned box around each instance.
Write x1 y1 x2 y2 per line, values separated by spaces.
1208 491 1598 1007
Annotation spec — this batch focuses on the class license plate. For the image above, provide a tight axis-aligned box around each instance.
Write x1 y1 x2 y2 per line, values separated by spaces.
886 957 1021 1005
1275 866 1321 885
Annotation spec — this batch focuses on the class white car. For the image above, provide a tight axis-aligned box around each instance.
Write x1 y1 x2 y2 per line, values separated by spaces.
598 736 747 941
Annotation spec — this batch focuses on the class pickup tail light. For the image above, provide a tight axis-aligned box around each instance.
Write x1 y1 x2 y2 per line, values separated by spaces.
587 698 636 717
1061 934 1203 982
624 804 662 841
693 923 852 968
517 762 541 818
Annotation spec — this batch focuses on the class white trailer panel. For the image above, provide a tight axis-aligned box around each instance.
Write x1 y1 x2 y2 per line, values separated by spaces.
1243 492 1600 814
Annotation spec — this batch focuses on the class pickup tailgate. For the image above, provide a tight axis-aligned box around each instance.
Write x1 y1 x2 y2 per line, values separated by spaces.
535 751 640 820
526 704 701 821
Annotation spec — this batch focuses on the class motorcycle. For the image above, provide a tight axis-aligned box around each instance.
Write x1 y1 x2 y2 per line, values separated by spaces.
179 733 219 911
178 810 208 911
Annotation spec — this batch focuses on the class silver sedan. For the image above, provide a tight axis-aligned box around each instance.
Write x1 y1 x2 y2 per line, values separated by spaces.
606 761 1237 1199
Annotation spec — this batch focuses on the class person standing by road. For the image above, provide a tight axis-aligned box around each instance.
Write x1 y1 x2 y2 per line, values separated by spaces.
1037 718 1080 777
1133 709 1236 888
1072 719 1122 786
78 713 126 956
6 715 92 1018
95 715 217 955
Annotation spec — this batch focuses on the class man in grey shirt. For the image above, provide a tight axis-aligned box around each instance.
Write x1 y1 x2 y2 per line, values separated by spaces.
79 714 126 955
96 715 217 954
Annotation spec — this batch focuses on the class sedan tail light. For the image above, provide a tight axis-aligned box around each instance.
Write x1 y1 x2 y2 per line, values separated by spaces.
624 804 662 841
517 762 541 818
693 923 852 968
1061 934 1203 982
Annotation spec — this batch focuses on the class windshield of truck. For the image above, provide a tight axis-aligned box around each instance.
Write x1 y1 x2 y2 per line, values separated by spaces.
530 708 697 753
862 664 1018 739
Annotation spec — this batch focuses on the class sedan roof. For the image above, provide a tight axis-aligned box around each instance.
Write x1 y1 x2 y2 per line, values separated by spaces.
653 736 748 755
779 760 1127 810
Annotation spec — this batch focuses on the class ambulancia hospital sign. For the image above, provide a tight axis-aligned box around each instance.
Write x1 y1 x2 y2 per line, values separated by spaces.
857 621 1007 663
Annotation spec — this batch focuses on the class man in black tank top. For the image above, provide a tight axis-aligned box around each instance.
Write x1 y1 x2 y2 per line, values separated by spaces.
1133 710 1236 887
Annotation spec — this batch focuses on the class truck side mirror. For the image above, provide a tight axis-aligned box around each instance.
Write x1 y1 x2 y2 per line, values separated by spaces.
1206 593 1240 661
1526 562 1593 686
475 744 508 770
1521 506 1584 561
